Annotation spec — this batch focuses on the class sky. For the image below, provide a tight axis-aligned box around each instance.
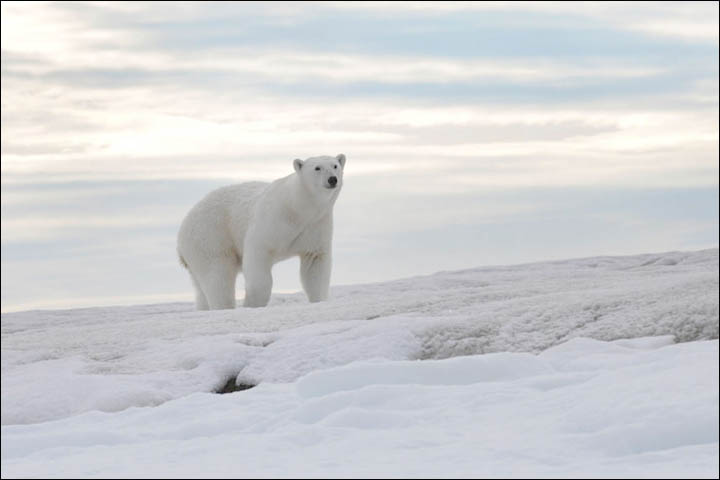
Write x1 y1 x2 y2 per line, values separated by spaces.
1 1 718 312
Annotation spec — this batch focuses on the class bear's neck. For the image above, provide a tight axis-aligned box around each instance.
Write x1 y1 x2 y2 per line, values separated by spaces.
288 174 338 221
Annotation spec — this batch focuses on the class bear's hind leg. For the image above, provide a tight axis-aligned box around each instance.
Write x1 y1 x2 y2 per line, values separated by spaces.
196 259 238 310
190 273 209 310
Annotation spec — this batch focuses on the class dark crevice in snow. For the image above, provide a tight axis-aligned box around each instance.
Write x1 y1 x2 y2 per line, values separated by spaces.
214 377 256 394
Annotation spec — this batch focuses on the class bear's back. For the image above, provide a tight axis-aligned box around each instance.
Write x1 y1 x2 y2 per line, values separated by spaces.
178 181 270 261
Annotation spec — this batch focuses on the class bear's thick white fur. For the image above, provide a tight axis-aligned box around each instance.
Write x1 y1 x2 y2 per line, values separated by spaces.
177 154 345 309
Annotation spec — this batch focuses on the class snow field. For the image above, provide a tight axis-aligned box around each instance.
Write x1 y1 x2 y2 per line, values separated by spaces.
1 337 717 478
1 248 718 477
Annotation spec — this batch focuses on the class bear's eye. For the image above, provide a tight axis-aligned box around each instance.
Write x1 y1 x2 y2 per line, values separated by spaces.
334 165 337 169
314 166 321 171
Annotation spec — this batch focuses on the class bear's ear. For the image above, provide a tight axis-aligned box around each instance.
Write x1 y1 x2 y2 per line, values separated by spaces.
336 153 346 168
293 158 304 173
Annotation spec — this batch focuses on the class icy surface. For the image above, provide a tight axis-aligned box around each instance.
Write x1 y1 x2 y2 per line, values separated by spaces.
1 249 718 477
1 337 718 478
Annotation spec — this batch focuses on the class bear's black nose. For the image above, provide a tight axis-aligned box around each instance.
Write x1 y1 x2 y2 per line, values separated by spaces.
328 176 337 186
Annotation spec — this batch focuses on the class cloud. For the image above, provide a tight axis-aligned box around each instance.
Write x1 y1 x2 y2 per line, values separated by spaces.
3 47 667 85
326 1 719 44
2 80 716 188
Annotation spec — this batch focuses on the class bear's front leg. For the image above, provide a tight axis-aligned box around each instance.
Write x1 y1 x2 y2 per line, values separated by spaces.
300 252 331 302
243 250 273 308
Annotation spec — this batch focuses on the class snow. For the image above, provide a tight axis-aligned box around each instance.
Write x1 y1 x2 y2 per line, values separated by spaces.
1 248 718 477
2 338 718 478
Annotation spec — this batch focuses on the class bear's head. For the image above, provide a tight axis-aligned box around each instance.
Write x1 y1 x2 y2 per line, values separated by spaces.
293 154 346 194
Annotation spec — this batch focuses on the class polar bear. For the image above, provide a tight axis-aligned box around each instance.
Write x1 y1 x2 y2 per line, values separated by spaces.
177 154 345 309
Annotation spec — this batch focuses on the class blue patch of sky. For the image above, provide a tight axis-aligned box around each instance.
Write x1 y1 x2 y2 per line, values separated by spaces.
124 9 718 60
53 2 719 63
367 186 719 270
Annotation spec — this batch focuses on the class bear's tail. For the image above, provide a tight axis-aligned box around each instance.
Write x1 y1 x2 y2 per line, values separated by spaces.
178 250 188 269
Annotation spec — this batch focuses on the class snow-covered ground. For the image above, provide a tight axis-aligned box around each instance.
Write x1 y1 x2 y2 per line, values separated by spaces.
2 249 718 478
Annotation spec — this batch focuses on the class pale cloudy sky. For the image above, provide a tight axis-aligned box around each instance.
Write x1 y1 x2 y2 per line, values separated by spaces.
1 1 718 312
